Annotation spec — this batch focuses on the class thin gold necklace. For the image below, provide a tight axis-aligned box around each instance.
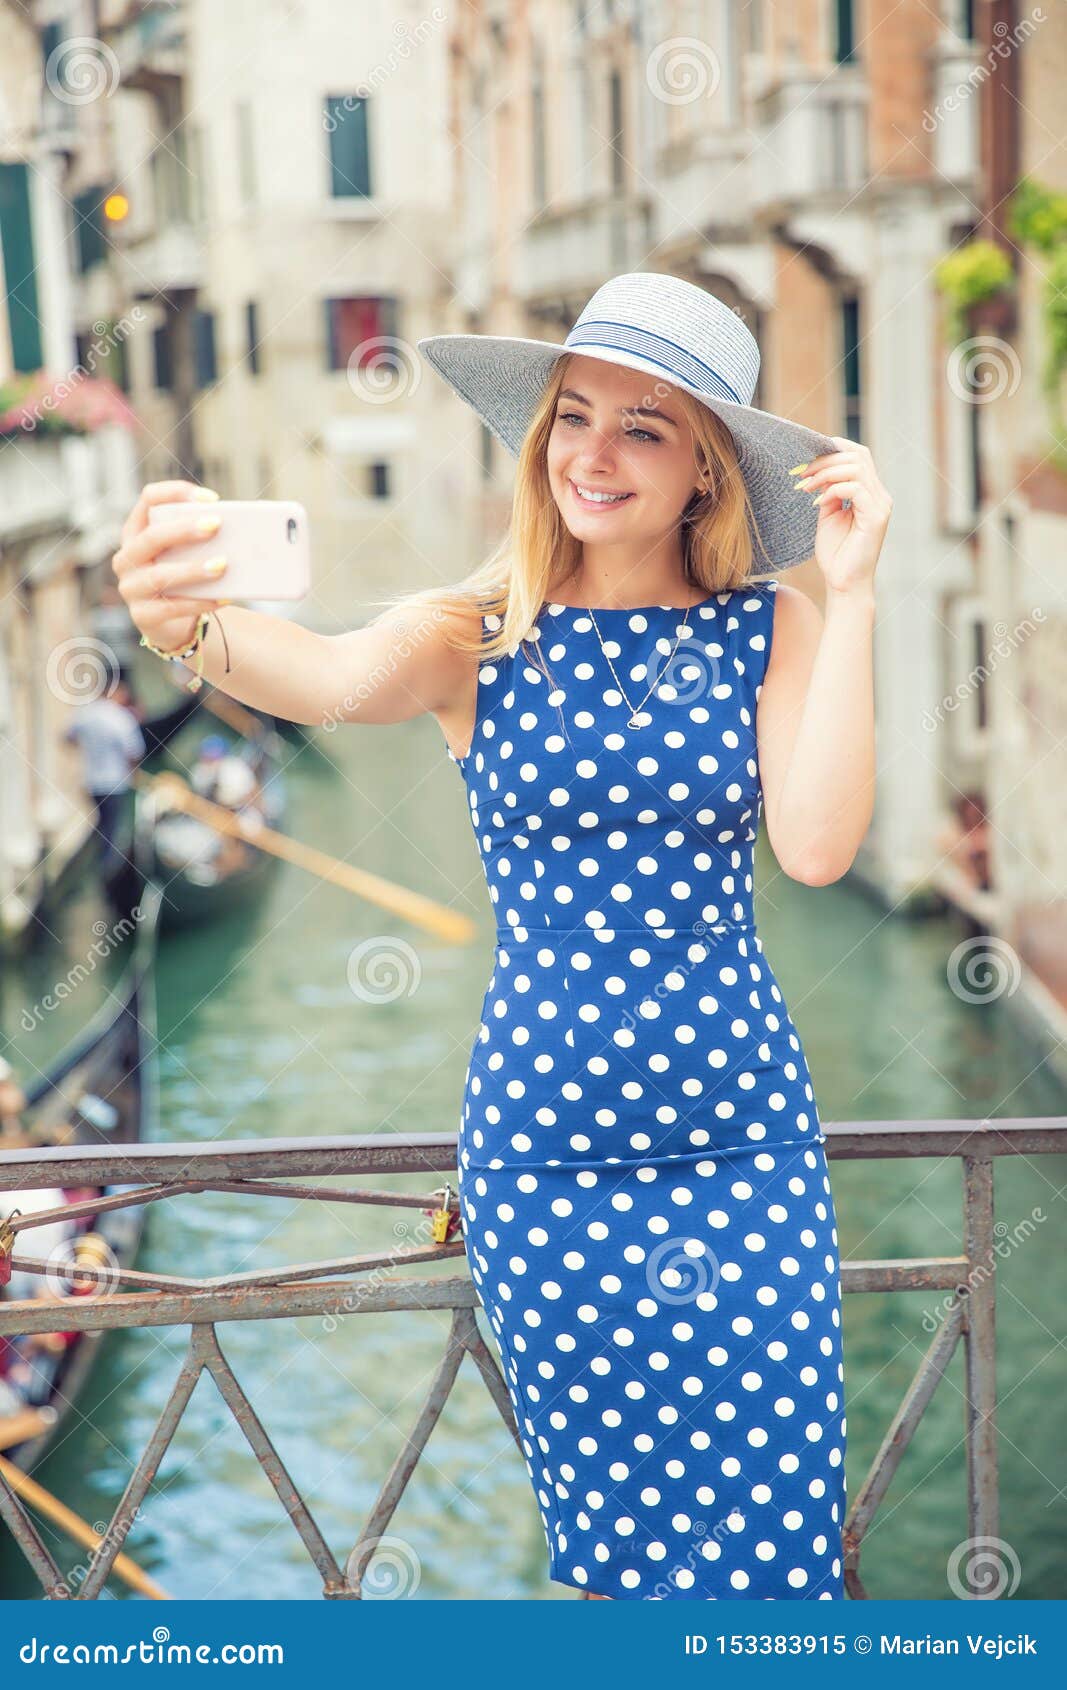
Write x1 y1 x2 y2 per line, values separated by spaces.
586 603 695 730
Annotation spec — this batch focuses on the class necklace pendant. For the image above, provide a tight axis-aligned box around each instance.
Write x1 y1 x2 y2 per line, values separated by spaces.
626 716 642 730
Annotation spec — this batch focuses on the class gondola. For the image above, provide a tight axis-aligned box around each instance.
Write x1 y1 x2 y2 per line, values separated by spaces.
131 723 287 928
0 884 161 1472
138 686 203 758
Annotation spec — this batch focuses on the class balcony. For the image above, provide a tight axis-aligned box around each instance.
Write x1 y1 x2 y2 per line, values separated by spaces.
928 33 982 185
111 220 204 298
749 71 870 214
107 1 186 94
0 425 137 556
651 129 755 248
519 193 653 307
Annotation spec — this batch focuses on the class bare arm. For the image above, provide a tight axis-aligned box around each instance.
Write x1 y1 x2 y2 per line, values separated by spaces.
756 579 876 886
113 481 475 733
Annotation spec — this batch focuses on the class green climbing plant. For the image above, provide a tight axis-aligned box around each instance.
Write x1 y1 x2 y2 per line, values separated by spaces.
1007 175 1067 254
1042 246 1067 456
1007 176 1067 468
934 180 1067 470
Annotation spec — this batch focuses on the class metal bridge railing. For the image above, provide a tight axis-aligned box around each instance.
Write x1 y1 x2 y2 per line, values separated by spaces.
1 1119 1062 1599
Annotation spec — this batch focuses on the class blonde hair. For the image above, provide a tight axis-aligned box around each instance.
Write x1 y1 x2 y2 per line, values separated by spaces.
367 353 772 669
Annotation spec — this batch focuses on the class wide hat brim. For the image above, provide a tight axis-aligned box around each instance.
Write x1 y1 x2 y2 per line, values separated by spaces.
416 333 838 576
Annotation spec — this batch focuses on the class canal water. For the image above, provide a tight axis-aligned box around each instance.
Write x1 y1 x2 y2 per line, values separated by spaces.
2 711 1065 1601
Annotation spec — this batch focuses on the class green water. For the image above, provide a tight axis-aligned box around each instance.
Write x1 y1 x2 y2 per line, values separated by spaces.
1 715 1064 1601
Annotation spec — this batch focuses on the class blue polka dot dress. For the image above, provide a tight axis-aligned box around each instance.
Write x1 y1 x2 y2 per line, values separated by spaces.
447 584 846 1600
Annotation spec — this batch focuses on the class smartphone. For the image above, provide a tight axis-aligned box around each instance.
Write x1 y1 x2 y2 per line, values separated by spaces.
146 499 311 601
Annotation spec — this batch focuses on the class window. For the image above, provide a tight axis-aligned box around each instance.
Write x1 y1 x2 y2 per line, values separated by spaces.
971 615 989 732
40 21 62 66
153 321 173 391
194 308 218 388
324 296 398 371
325 94 372 197
841 296 862 440
73 186 107 273
0 162 43 370
834 0 856 64
608 69 625 191
368 461 390 498
246 300 261 375
947 596 993 754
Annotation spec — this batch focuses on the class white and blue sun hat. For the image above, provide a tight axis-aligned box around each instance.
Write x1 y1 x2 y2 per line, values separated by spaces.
417 271 839 575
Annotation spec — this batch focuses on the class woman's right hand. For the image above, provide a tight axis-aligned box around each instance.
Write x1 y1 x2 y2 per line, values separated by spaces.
111 480 227 652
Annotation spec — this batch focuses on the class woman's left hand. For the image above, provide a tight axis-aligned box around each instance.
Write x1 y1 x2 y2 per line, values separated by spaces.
793 436 892 594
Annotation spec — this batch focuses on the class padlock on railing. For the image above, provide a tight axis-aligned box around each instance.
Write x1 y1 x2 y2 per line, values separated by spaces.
0 1211 20 1288
426 1183 462 1245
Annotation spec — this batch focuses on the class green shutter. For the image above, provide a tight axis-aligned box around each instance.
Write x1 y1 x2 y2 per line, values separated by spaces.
73 187 108 273
194 309 217 387
325 95 371 197
153 321 173 391
835 0 856 63
0 162 43 372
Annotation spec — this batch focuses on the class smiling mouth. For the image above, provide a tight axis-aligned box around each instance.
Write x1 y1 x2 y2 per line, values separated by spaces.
569 479 636 508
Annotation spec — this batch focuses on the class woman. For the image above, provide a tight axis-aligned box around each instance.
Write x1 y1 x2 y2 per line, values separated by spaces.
113 273 890 1600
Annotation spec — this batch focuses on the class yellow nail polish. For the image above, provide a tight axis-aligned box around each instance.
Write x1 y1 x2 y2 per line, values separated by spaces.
787 463 809 476
812 494 825 506
193 487 221 501
794 477 814 490
203 555 228 575
197 515 222 535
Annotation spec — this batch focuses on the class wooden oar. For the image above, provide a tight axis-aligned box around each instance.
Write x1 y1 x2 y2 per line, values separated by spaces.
0 1408 51 1452
0 1447 171 1598
140 772 477 943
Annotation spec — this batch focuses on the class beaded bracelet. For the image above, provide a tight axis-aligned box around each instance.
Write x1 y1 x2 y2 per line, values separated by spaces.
139 607 231 693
